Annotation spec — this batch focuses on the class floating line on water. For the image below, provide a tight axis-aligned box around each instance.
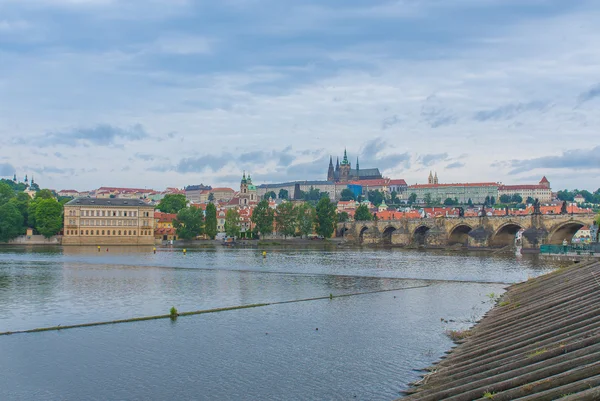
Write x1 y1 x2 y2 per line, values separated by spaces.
0 285 431 336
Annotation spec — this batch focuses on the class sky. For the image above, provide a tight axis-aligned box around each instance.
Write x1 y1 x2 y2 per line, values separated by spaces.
1 0 599 192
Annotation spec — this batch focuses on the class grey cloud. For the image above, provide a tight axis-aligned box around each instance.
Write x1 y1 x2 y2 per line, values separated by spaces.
577 84 600 104
381 115 401 130
30 166 75 175
419 153 449 166
0 163 16 177
358 138 411 170
474 101 549 121
508 146 600 174
135 153 155 161
17 124 149 147
446 162 465 169
176 154 233 173
421 96 457 128
54 152 64 159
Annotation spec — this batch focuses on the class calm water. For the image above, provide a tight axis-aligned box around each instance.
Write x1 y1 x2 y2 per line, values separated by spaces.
0 246 555 400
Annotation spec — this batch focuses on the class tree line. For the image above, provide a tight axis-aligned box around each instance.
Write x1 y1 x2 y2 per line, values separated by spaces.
0 180 66 242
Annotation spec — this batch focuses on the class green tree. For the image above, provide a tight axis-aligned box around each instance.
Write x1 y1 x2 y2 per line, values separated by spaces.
224 209 241 238
0 182 14 205
296 203 315 238
367 190 384 207
0 203 24 242
158 194 187 214
208 192 215 202
390 191 398 204
490 196 496 205
443 197 455 206
315 197 336 238
275 202 296 238
423 193 432 206
338 211 349 222
9 192 30 224
34 198 63 238
35 189 54 200
264 191 276 200
174 206 204 240
278 189 289 200
251 200 274 238
408 192 417 205
354 204 372 221
205 203 218 239
340 188 356 201
526 196 535 204
557 190 575 202
499 194 511 203
511 194 523 204
467 198 473 207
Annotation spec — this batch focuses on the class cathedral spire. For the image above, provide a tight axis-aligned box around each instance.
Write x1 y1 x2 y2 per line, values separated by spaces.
342 148 349 165
336 157 340 171
356 157 359 171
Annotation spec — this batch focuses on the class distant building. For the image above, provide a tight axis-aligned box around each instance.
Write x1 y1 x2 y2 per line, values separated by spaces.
63 198 155 245
58 189 80 198
185 184 212 203
327 149 382 183
498 177 552 203
408 182 499 204
574 194 586 204
239 172 257 206
154 212 177 242
257 180 336 201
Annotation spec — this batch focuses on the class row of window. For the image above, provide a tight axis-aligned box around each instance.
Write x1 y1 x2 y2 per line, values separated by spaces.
65 229 153 236
67 210 152 217
67 219 153 227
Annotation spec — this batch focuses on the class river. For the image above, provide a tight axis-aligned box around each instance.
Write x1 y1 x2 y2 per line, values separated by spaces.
0 245 556 400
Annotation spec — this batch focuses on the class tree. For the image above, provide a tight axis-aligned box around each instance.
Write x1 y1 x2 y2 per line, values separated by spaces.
511 194 523 204
499 194 511 204
526 196 535 205
35 189 54 200
251 200 274 238
443 197 456 206
390 191 398 204
174 206 204 240
0 182 14 205
278 189 289 200
338 211 349 222
264 191 276 200
158 194 187 214
340 188 356 201
205 203 218 239
467 198 473 207
367 190 384 207
484 196 491 206
296 203 315 238
354 204 372 221
208 192 215 202
315 197 337 238
0 203 24 242
9 192 30 224
557 190 575 202
34 198 63 238
224 209 241 238
490 196 496 205
275 202 296 238
408 193 417 205
423 193 432 206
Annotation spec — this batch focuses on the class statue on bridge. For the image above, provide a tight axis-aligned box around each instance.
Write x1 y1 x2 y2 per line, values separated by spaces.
560 201 568 215
532 198 541 215
505 206 509 216
480 204 486 217
458 207 464 217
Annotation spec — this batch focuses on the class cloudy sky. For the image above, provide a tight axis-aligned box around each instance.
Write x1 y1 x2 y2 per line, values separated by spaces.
1 0 599 191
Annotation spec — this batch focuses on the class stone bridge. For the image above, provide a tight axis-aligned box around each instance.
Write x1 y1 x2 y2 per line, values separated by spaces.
338 214 597 249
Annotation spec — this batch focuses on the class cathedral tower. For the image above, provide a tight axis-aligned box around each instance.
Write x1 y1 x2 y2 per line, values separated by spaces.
339 148 352 183
327 156 335 181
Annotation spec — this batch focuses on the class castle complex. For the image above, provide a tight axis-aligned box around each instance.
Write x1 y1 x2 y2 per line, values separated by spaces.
327 149 382 183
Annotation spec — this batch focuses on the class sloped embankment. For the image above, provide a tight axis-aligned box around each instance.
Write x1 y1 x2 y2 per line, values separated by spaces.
401 260 600 401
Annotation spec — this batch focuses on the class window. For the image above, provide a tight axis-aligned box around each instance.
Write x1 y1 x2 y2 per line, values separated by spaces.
80 230 83 235
124 211 127 217
107 230 110 236
113 230 116 235
102 230 105 235
134 230 137 235
118 211 122 217
118 230 121 235
113 211 117 217
96 211 100 216
102 211 105 217
96 230 99 235
86 230 89 235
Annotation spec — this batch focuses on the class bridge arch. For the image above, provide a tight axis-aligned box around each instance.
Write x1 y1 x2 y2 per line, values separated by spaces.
548 220 586 245
490 222 524 247
338 226 349 238
382 226 396 245
359 226 369 244
448 223 473 247
413 225 431 247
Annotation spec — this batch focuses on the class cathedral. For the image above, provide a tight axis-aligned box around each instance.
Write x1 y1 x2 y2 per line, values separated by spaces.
327 149 382 183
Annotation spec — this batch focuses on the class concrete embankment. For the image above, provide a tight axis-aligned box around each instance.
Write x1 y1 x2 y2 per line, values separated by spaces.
401 260 600 401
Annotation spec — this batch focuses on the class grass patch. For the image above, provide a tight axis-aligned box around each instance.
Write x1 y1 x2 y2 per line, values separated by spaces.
446 329 473 342
483 391 495 399
527 348 548 358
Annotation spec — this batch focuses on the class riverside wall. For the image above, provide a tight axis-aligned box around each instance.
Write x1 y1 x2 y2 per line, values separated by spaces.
400 260 600 400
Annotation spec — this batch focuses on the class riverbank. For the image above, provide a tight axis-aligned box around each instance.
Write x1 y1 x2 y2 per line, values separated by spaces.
400 259 600 400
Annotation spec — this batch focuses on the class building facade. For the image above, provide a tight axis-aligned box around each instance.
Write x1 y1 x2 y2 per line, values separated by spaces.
408 182 499 204
63 198 155 245
239 173 258 206
498 177 552 203
256 180 337 201
185 184 212 203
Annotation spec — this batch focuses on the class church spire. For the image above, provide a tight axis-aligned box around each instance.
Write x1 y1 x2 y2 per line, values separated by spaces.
356 157 359 171
342 148 349 165
336 157 340 171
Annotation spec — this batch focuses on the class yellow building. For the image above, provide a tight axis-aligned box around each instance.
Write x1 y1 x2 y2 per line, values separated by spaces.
63 198 155 245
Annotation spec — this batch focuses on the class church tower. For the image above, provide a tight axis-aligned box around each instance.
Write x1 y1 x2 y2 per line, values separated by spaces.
239 171 250 206
355 157 360 180
434 172 438 184
428 171 434 184
339 148 352 183
327 156 335 181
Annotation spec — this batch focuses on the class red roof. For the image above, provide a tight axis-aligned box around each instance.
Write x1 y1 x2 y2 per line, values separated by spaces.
210 187 235 192
540 176 549 184
410 182 498 188
499 185 547 190
389 179 407 186
154 212 177 222
348 178 390 187
97 187 155 193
